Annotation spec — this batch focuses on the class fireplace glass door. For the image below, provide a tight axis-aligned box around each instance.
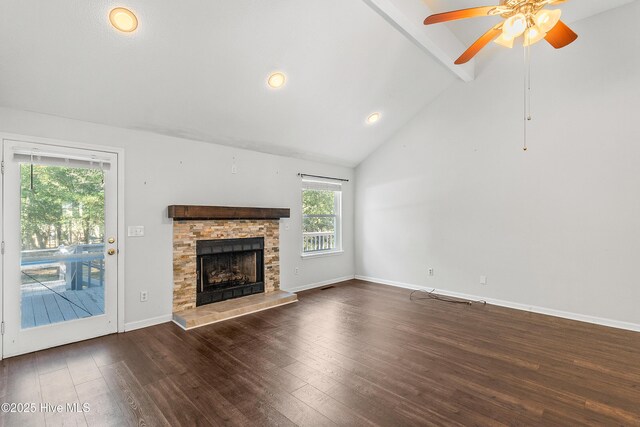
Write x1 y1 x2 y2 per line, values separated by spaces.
196 238 264 306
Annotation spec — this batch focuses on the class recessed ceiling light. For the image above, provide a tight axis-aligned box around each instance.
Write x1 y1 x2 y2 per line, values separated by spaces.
267 72 286 89
109 8 138 33
367 112 381 124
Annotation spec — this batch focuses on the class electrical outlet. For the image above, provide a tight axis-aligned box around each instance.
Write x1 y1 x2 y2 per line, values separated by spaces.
140 291 148 302
294 267 299 275
480 275 488 286
428 268 434 276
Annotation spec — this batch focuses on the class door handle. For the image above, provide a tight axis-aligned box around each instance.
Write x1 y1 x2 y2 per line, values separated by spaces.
108 237 116 244
107 249 116 256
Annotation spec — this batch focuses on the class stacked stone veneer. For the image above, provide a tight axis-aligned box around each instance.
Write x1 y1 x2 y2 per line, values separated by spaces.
173 220 280 312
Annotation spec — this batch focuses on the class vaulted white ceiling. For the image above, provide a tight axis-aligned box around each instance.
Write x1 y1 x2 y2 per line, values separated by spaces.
0 0 455 166
0 1 635 166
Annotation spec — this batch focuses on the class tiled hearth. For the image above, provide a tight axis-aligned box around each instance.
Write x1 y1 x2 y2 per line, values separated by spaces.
172 290 297 329
169 205 296 329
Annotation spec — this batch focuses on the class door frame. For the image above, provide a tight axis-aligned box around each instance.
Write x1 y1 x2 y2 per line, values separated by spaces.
0 132 126 355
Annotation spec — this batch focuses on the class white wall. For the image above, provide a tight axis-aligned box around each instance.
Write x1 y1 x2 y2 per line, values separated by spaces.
355 3 640 328
0 107 355 328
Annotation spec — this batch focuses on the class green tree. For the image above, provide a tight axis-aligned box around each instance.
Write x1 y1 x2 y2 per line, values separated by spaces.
21 164 105 250
302 189 336 233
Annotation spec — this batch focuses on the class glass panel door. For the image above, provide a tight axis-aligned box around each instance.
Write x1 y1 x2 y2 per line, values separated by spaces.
2 139 119 358
20 164 106 328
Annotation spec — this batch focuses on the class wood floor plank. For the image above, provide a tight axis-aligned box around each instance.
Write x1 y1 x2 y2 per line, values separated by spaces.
35 346 68 376
198 370 299 426
65 342 103 386
123 329 188 377
75 377 127 427
0 353 45 427
38 367 87 426
161 371 253 427
291 384 375 427
3 279 640 426
232 370 336 427
144 376 215 427
99 361 171 427
2 353 43 402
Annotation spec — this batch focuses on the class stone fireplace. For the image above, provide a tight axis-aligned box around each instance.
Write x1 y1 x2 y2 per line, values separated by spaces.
169 205 291 314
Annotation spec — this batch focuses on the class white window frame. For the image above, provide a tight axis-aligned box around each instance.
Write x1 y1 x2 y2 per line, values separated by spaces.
301 179 343 258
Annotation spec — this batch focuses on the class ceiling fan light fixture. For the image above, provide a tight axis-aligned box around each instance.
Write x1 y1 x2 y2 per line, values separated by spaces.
535 9 562 33
423 1 577 64
503 13 527 38
523 25 546 47
494 33 515 48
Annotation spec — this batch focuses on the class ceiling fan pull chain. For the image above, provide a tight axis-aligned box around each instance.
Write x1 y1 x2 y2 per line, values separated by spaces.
523 43 529 151
523 39 534 151
527 42 532 122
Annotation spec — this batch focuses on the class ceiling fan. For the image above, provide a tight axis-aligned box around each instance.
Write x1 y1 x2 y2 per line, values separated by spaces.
424 0 578 64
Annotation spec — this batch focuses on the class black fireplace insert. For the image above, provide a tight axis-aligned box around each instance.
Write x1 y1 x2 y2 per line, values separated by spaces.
196 237 264 306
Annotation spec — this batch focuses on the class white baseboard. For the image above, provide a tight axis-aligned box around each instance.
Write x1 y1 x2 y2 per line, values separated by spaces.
284 275 356 293
124 314 173 332
354 275 640 333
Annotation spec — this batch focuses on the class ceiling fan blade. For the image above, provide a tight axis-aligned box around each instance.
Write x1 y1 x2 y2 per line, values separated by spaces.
544 20 578 48
455 25 502 65
424 6 496 25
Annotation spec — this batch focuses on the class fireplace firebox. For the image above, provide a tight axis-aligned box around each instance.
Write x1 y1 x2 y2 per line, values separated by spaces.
196 237 264 306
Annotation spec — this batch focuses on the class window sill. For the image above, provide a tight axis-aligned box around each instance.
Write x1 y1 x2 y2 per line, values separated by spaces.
301 250 344 259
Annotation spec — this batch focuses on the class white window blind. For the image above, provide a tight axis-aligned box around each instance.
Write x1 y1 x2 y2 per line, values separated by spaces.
301 179 342 192
13 149 111 171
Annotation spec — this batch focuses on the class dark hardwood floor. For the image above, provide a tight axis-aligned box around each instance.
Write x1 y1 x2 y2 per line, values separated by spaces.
1 279 639 426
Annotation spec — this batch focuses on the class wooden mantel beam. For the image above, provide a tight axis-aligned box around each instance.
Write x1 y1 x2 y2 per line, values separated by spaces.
168 205 290 221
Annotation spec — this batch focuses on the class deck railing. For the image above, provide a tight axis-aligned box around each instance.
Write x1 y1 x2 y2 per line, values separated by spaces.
21 244 105 289
303 232 336 253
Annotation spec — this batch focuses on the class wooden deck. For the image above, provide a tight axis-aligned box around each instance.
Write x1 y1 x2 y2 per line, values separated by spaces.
21 284 105 328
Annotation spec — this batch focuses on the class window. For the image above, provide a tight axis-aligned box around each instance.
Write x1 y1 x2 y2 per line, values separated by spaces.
302 179 342 255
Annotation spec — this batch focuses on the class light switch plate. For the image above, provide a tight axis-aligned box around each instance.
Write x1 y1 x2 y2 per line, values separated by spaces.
128 226 145 237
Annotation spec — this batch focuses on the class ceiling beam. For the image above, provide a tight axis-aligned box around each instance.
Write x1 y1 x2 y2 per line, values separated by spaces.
363 0 475 82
